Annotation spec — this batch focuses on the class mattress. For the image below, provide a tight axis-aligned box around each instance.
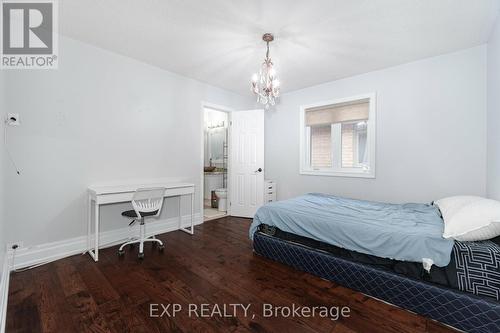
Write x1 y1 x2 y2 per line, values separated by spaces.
252 230 500 333
258 224 500 302
250 193 454 267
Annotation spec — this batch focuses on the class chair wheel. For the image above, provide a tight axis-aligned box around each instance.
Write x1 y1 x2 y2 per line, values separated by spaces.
158 245 165 252
118 249 125 257
138 252 144 259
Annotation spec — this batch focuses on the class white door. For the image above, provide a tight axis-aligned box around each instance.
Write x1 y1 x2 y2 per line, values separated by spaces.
230 109 265 218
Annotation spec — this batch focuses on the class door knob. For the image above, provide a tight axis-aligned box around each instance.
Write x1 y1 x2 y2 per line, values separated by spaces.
255 168 263 173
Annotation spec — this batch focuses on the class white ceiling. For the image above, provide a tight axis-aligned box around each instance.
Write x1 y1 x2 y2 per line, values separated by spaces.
60 0 500 95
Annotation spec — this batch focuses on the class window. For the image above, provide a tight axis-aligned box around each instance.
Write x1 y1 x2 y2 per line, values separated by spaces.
300 94 376 178
310 125 332 168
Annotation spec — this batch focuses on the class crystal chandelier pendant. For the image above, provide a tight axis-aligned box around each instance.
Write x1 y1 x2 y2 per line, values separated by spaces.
251 33 280 109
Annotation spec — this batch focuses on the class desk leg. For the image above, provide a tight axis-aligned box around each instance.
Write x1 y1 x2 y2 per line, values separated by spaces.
94 202 99 261
190 192 194 233
87 194 92 253
180 193 195 235
87 198 99 262
178 195 182 229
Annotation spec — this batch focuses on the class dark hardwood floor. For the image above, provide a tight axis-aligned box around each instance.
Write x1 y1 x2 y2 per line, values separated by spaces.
6 217 457 333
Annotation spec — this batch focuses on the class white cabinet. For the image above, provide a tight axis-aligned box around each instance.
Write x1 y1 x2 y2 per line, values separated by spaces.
264 180 277 203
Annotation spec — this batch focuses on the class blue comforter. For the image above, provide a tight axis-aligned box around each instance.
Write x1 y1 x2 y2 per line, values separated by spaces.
250 193 454 267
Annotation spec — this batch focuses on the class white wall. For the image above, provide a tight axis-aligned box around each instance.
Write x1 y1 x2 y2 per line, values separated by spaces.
487 17 500 200
0 71 6 274
265 46 487 204
4 36 252 248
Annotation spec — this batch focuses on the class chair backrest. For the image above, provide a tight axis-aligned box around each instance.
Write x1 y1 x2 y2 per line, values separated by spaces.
132 187 165 218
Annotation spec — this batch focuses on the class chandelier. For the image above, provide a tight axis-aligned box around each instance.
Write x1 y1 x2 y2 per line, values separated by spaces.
251 33 280 108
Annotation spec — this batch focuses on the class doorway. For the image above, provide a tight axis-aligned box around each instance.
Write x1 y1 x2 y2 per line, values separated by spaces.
203 106 230 221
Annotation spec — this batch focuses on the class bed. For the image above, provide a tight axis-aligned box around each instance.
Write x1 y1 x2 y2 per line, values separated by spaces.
250 194 500 333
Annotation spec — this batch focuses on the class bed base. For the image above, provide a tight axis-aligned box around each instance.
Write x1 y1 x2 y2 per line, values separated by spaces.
253 232 500 333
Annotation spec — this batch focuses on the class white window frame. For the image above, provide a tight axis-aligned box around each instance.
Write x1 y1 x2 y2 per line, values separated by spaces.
299 93 376 178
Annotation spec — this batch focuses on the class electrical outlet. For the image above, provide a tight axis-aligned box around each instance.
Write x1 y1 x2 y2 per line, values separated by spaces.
7 241 23 250
7 113 20 126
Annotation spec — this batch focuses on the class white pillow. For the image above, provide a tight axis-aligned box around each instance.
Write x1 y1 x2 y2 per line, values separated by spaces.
434 196 500 241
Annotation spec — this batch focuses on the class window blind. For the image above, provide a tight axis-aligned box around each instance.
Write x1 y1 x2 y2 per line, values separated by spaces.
305 99 369 126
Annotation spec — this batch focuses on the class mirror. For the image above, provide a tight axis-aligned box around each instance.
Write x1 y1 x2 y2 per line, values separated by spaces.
208 127 226 163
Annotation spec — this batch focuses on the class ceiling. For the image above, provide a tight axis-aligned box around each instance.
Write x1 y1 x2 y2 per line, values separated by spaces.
60 0 500 95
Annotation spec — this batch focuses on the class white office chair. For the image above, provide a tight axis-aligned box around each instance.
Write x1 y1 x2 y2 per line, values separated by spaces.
118 187 165 259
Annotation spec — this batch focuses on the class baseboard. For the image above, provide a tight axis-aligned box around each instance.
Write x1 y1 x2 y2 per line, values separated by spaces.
0 250 11 333
9 213 202 270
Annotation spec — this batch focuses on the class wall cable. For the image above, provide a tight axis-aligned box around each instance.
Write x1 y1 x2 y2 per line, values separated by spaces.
4 121 21 175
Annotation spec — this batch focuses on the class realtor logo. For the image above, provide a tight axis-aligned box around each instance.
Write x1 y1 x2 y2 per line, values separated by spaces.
1 0 58 69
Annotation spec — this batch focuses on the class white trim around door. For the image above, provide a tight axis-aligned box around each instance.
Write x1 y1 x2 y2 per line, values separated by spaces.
200 102 234 220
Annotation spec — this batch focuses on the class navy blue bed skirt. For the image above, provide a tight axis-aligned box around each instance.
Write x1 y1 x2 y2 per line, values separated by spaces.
253 231 500 333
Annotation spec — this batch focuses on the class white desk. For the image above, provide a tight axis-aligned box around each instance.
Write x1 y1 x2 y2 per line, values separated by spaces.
87 181 195 261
